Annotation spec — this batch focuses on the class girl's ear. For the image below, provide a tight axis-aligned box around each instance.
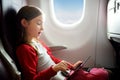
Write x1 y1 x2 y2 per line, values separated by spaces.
21 18 28 27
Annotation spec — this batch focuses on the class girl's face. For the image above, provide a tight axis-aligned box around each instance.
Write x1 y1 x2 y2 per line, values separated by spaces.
23 15 43 40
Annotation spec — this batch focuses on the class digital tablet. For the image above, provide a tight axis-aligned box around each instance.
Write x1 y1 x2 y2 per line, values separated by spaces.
61 56 91 79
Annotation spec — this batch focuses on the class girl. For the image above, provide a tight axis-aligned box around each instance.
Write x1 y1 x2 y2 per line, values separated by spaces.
15 5 110 80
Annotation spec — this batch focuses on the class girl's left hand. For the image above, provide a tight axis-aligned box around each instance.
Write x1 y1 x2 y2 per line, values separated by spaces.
73 61 83 69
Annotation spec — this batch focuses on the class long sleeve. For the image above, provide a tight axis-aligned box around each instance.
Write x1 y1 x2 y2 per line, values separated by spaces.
16 44 57 80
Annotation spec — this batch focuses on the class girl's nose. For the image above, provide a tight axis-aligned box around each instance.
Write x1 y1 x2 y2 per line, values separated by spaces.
40 26 43 31
41 26 43 30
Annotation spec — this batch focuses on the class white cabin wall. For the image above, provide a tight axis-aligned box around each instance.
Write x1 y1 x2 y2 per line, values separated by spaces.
27 0 41 7
96 0 115 68
39 0 98 67
27 0 115 68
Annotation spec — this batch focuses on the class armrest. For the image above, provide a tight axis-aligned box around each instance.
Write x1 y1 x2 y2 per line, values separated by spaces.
49 46 67 52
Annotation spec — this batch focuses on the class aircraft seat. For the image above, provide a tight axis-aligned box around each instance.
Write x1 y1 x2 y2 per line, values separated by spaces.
0 39 21 80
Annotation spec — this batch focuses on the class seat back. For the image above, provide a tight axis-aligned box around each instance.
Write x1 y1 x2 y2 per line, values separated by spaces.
0 39 21 80
0 0 27 79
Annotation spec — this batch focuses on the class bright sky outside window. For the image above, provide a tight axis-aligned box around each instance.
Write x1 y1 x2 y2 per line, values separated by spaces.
53 0 84 25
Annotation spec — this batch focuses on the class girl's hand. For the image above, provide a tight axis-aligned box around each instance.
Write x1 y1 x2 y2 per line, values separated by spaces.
73 60 83 69
52 60 74 72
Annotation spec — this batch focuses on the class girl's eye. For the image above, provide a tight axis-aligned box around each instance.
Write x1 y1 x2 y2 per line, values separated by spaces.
37 22 42 25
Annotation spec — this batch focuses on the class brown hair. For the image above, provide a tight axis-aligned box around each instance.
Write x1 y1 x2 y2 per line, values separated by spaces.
16 5 42 45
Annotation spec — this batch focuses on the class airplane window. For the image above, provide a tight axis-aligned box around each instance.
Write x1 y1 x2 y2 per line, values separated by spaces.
52 0 84 26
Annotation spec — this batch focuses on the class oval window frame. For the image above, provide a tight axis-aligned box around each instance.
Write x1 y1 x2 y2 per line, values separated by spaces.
50 0 85 28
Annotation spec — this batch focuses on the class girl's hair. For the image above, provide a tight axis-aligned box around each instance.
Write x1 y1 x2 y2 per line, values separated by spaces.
16 5 43 45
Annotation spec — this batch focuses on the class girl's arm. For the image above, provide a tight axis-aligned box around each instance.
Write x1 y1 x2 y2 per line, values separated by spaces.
16 44 57 80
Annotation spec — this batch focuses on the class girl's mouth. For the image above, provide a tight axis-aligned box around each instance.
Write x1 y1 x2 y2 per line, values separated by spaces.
38 32 41 34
